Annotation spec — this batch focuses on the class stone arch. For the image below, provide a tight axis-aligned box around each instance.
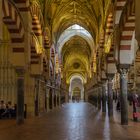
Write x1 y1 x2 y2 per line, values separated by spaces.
57 24 95 56
69 75 85 101
115 0 127 24
1 0 25 105
2 0 24 44
105 12 117 74
68 73 86 84
30 33 41 64
30 1 44 65
51 47 55 58
119 0 135 64
43 58 47 73
30 1 44 35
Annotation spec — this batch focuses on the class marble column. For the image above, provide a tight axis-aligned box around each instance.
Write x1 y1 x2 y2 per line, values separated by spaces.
107 76 113 117
15 67 25 125
102 82 107 112
119 69 128 125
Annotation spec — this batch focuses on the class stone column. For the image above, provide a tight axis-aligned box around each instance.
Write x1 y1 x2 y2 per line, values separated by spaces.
107 75 114 117
46 88 50 112
34 76 39 116
0 0 2 40
65 92 68 103
119 69 128 125
15 67 25 125
58 91 61 106
102 82 107 112
136 0 140 45
98 87 101 110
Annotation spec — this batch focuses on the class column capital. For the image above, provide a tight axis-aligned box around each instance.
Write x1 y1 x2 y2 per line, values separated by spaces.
118 68 129 78
117 64 130 72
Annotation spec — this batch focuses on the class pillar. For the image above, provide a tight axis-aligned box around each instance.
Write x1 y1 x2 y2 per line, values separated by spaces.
0 0 2 40
15 67 25 125
119 69 128 125
58 91 61 106
65 92 68 103
108 75 113 117
102 82 107 112
46 88 50 112
98 87 101 110
136 0 140 45
35 76 39 116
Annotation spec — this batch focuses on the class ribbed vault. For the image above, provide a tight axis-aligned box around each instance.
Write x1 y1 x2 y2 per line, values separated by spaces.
47 0 111 43
61 35 91 82
40 0 112 83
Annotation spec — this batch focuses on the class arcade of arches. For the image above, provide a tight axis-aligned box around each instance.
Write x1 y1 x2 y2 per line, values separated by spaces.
0 0 140 136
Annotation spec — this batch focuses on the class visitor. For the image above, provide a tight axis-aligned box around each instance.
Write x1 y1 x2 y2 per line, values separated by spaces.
116 96 120 111
0 100 6 119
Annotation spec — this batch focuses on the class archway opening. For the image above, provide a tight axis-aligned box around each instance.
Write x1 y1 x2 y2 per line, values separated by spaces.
69 76 85 102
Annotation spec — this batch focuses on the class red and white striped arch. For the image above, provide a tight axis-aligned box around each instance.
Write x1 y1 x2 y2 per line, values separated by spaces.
30 34 40 64
99 29 105 49
13 0 29 12
2 0 24 53
105 13 113 41
115 0 126 24
43 58 47 73
51 47 55 58
30 1 44 65
44 28 51 50
44 36 50 49
30 2 44 37
105 13 117 74
120 15 135 64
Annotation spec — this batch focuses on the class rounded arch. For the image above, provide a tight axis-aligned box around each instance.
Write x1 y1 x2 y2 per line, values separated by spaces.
115 0 127 24
67 73 87 84
70 75 84 85
119 0 135 64
69 74 85 101
30 0 44 46
30 1 45 65
44 27 51 49
2 0 25 43
57 24 95 56
30 1 44 32
52 0 98 39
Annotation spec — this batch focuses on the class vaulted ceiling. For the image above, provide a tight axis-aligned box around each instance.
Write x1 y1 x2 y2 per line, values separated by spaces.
38 0 112 83
62 35 91 79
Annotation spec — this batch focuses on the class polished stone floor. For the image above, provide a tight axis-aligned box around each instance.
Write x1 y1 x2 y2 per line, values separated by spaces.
0 102 140 140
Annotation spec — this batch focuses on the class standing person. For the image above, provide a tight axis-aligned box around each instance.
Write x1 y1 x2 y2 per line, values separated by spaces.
0 100 6 118
133 94 139 122
116 98 120 111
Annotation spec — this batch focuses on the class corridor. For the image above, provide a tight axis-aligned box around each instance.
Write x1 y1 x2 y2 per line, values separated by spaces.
0 102 140 140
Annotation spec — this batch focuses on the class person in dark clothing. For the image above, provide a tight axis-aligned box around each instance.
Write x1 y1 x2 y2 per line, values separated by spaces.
0 100 6 119
116 100 120 111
